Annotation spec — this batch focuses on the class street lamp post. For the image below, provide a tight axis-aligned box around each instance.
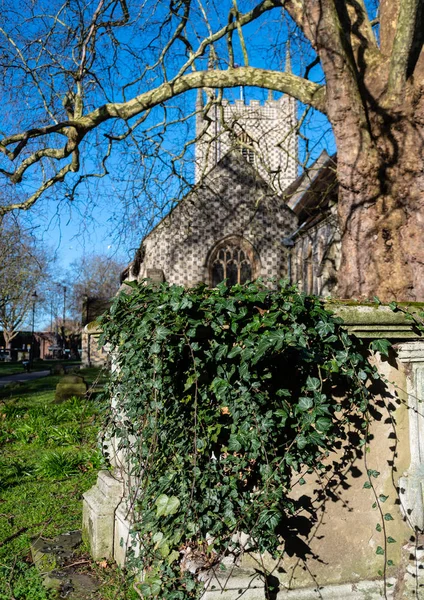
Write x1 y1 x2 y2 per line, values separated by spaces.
30 291 38 370
61 284 67 357
82 293 91 366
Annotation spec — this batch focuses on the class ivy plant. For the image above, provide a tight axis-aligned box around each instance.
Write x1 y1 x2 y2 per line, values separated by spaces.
99 280 376 599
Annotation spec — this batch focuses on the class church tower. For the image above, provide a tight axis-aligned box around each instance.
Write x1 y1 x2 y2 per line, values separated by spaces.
194 58 298 194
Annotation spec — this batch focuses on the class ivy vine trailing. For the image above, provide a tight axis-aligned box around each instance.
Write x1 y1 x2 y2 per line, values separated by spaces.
99 280 379 599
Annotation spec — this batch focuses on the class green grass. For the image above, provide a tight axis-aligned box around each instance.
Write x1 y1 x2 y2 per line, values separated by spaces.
0 366 137 599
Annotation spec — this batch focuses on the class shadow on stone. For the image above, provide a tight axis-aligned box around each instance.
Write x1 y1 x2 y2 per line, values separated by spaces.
31 530 100 599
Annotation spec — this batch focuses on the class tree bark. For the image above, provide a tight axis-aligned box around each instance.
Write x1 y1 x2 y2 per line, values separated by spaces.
334 89 424 301
300 0 424 301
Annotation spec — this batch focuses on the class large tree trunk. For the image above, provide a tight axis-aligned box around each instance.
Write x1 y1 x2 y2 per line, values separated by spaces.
302 0 424 302
3 329 15 351
334 92 424 301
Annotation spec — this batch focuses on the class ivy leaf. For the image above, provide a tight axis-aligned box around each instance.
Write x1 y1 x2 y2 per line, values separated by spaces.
296 434 308 449
149 342 161 355
228 435 242 453
257 508 280 530
155 494 180 517
138 578 162 597
306 376 320 391
376 523 382 532
315 417 332 432
376 546 384 555
267 329 286 349
316 320 334 337
168 550 180 564
155 325 171 341
298 397 313 411
384 513 394 521
379 494 388 503
367 470 380 478
309 430 327 447
186 578 197 592
329 358 339 373
251 338 272 364
363 481 372 489
228 345 242 359
370 339 391 357
152 532 164 548
387 537 396 544
159 542 170 558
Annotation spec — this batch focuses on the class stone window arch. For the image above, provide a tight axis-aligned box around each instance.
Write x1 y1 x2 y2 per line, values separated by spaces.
208 236 259 287
232 129 255 164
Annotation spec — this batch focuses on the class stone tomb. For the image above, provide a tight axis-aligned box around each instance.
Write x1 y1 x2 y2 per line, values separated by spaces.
83 304 424 598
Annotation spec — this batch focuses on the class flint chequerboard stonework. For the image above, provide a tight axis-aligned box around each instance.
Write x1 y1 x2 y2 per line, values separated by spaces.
124 92 340 296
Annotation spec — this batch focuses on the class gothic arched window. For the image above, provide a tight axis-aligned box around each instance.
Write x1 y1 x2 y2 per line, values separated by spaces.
234 130 255 164
209 237 258 287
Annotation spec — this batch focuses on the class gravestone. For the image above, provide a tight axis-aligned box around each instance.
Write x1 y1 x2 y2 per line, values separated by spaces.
55 375 87 402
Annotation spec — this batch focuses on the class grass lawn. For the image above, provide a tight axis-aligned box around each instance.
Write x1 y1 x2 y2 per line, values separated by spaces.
0 368 136 599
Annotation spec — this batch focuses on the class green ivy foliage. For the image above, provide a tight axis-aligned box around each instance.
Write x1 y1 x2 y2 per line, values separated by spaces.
99 280 376 599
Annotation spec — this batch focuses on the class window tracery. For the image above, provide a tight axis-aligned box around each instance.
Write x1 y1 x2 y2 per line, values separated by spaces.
209 237 258 287
234 130 255 164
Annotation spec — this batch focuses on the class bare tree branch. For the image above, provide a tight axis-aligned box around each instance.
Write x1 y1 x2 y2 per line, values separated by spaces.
387 0 423 98
0 65 325 215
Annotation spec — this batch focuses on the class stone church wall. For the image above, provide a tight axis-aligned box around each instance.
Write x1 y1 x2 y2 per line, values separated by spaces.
130 152 298 287
293 213 341 296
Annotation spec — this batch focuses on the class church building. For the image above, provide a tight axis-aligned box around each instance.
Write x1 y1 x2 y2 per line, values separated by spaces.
123 85 340 295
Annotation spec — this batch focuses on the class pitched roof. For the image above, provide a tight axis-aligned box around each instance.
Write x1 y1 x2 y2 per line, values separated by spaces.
284 151 338 225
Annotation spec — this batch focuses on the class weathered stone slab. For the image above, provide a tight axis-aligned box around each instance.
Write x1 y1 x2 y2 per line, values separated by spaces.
82 470 124 560
114 499 140 567
44 570 99 599
31 530 82 570
31 530 100 599
200 568 396 599
329 302 424 339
